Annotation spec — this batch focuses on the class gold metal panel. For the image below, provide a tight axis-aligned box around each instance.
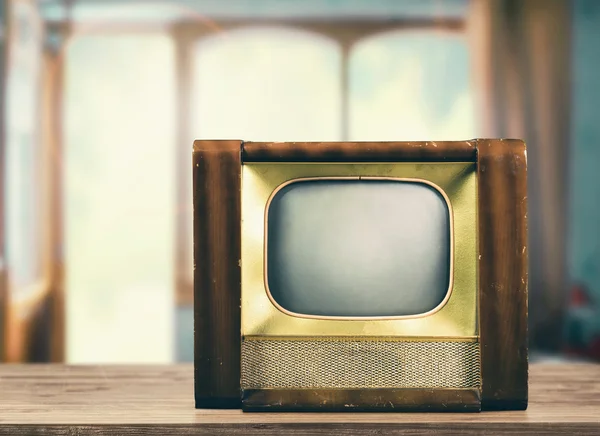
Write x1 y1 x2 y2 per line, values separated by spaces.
241 163 477 337
241 337 481 389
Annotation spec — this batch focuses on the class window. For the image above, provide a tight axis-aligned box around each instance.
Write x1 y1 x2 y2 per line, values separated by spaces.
349 31 476 140
170 27 344 361
65 34 175 363
54 2 475 364
193 27 342 141
5 0 44 300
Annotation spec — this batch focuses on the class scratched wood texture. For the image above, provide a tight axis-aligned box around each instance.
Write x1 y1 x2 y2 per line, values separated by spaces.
0 363 598 435
193 140 242 408
242 140 478 162
477 139 529 410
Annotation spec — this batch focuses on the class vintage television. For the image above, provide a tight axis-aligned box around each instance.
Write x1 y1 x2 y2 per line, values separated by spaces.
193 139 528 412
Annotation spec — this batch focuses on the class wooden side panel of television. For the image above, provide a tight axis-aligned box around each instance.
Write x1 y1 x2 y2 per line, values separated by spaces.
193 139 528 412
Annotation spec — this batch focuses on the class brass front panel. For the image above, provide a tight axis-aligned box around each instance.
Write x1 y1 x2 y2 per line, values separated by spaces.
241 338 481 390
241 163 477 337
242 387 482 412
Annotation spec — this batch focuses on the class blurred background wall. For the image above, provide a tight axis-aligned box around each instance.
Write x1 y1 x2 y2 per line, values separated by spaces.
0 0 598 363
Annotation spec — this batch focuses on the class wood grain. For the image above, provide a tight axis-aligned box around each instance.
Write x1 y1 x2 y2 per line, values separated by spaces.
193 140 242 408
477 139 529 410
0 363 598 435
242 141 478 163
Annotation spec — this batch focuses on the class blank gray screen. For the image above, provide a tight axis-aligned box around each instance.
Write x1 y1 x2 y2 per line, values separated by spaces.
266 179 450 317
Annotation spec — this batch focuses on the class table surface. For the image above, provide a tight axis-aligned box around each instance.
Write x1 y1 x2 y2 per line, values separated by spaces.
0 363 599 435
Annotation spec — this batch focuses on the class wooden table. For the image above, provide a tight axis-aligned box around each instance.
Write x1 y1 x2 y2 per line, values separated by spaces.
0 363 599 435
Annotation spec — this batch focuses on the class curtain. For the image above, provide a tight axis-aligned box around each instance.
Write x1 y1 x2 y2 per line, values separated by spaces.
469 0 572 351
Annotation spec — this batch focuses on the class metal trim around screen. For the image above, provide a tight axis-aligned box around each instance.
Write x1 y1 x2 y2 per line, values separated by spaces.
240 162 477 338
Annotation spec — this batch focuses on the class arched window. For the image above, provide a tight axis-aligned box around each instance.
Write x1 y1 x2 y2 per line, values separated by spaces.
349 31 476 141
172 26 343 361
64 34 175 363
193 27 342 141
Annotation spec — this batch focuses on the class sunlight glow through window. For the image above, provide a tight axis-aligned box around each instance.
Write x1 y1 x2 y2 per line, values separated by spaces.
65 34 175 363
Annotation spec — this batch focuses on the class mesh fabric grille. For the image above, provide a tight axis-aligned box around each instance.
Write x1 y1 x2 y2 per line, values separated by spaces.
241 338 481 389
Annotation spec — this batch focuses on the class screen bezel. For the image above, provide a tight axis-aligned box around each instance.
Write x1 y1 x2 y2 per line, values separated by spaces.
241 162 477 338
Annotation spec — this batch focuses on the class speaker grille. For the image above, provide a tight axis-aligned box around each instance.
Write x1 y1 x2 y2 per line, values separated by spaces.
241 338 481 389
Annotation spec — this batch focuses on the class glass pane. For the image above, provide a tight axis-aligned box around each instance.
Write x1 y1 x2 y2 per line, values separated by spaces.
174 27 343 361
65 34 175 363
193 27 342 140
350 32 476 141
4 0 43 295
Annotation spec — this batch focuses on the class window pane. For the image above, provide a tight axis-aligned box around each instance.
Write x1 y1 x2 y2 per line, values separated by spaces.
193 27 342 140
350 32 476 141
5 0 43 295
65 35 175 363
171 27 343 361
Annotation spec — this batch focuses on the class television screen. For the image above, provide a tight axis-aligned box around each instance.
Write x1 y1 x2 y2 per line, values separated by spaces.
266 179 451 318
